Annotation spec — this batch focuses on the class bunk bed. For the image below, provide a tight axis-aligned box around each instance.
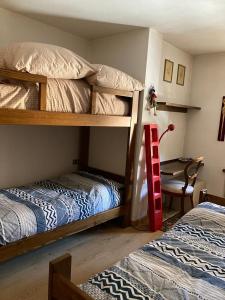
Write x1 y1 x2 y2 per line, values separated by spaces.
0 67 139 263
49 202 225 300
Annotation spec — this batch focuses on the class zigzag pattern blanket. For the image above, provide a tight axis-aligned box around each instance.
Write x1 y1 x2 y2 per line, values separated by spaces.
0 172 121 245
80 202 225 300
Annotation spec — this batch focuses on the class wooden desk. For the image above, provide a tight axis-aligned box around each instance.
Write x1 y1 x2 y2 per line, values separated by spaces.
161 159 204 176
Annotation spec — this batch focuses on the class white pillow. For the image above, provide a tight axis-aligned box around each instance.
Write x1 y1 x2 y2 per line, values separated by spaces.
0 42 96 79
86 64 144 91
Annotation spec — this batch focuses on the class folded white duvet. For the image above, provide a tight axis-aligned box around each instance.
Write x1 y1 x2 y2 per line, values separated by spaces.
0 79 129 115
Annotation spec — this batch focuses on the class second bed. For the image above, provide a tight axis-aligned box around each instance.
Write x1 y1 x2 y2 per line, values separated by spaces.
0 171 123 245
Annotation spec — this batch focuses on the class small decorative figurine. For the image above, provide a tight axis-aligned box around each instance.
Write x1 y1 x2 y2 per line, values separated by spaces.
146 85 157 115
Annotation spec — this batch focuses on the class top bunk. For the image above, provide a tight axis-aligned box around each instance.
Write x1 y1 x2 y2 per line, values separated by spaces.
0 69 139 127
0 41 144 128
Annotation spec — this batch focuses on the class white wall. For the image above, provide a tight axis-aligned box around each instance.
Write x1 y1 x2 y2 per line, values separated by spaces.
90 29 149 82
89 29 149 175
0 8 91 187
0 126 79 187
185 53 225 197
0 8 91 58
159 41 193 106
89 127 129 175
149 39 193 162
132 29 193 220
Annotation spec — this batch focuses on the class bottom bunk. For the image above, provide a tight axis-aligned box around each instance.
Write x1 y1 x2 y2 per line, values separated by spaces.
0 169 126 262
49 202 225 300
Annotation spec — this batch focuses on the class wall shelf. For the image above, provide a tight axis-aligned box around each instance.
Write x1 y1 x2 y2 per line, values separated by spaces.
157 101 201 113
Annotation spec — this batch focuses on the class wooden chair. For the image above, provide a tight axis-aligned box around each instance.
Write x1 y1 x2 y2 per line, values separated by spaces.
161 157 204 216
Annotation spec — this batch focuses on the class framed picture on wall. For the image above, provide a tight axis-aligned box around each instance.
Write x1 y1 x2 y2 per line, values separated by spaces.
163 59 174 83
176 64 186 86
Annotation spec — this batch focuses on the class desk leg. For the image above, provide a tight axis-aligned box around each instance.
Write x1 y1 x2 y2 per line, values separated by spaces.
190 195 194 208
181 196 185 216
168 196 173 210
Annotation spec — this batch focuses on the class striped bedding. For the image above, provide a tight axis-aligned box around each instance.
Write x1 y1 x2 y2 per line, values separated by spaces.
80 202 225 299
0 172 122 245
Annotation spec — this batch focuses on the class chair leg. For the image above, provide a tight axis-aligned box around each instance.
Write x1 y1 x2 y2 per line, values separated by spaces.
190 195 194 209
181 196 185 216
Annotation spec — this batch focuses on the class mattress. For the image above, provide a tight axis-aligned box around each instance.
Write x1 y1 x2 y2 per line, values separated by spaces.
0 79 130 115
80 202 225 300
0 172 122 245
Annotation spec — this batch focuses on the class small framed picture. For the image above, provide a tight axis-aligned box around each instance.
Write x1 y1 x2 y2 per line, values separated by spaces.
163 59 174 83
176 64 186 86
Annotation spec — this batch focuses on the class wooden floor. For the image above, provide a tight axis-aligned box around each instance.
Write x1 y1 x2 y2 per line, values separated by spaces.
0 221 162 300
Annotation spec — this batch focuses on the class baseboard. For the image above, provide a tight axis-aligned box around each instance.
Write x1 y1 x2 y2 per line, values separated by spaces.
206 194 225 206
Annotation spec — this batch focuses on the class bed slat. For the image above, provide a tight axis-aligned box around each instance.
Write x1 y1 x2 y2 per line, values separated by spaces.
39 82 47 110
92 85 133 98
0 108 131 127
0 69 47 83
91 87 97 114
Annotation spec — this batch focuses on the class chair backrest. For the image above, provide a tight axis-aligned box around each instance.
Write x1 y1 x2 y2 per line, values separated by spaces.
182 156 204 193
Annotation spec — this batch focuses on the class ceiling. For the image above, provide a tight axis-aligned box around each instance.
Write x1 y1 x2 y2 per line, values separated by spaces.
1 0 225 54
14 15 141 40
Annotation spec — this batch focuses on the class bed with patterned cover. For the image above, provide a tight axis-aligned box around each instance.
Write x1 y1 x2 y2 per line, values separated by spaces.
0 172 121 245
79 202 225 300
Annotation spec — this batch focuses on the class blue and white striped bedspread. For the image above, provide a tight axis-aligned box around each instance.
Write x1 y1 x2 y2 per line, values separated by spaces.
80 202 225 299
0 172 121 245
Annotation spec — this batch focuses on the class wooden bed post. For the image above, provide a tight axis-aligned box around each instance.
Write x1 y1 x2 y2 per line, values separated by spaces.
48 254 72 300
123 91 139 226
39 82 47 111
79 127 90 171
48 254 91 300
0 69 48 111
91 86 97 114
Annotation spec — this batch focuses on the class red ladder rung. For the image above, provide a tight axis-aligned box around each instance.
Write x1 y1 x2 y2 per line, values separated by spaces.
144 124 163 232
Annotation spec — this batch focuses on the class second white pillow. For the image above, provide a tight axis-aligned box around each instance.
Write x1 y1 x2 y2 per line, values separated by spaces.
86 64 144 91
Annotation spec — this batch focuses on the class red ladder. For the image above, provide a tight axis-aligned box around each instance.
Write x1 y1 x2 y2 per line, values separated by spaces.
144 124 162 231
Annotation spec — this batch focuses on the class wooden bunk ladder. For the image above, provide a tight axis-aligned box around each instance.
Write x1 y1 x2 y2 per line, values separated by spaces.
144 124 162 232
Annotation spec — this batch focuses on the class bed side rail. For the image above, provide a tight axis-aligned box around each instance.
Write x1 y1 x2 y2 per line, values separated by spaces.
91 85 134 114
49 254 92 300
0 68 47 111
92 85 133 98
0 68 138 117
80 166 125 184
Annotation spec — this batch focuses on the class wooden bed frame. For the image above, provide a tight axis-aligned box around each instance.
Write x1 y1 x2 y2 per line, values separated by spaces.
49 254 91 300
0 69 139 262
